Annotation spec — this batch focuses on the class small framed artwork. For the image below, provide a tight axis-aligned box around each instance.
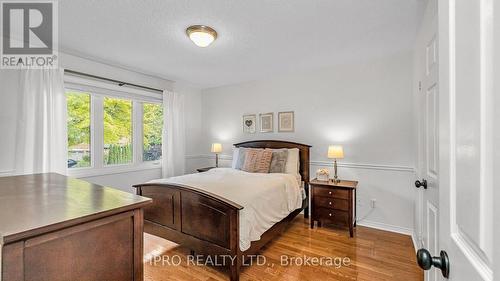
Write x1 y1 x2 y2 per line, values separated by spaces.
260 112 274 133
278 111 294 132
242 114 256 133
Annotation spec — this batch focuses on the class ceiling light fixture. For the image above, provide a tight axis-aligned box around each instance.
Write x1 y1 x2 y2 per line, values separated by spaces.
186 25 217 47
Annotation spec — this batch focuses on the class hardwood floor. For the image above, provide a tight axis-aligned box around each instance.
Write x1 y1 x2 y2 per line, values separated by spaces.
144 215 423 281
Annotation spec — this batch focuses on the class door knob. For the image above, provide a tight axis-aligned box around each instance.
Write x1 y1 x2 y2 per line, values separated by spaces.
415 179 427 189
417 249 450 278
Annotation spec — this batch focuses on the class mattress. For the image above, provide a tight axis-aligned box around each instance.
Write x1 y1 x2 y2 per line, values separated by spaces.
149 168 303 251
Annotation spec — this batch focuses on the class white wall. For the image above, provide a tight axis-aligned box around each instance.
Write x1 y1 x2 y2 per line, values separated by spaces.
1 50 418 234
60 52 173 91
193 51 417 234
0 53 203 193
174 82 204 160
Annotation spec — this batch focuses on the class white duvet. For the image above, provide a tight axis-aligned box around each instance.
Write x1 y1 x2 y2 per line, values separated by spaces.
149 168 303 251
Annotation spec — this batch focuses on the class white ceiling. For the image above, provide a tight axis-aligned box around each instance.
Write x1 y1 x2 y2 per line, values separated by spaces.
59 0 424 89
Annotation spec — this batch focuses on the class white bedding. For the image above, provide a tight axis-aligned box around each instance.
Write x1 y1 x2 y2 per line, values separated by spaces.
149 168 303 251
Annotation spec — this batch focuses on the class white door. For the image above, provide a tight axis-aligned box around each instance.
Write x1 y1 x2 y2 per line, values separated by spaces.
432 0 494 280
414 0 440 280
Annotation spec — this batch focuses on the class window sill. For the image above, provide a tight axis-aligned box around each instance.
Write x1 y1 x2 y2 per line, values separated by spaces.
67 161 162 178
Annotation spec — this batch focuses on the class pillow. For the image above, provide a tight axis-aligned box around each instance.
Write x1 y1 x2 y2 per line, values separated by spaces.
242 149 273 173
235 147 248 169
231 148 239 169
285 148 300 175
268 148 288 173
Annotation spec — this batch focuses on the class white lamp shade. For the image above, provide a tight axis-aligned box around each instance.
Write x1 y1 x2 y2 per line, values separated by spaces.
211 143 222 153
328 145 344 159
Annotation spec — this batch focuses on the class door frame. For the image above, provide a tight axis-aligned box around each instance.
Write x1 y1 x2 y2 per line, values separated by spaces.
413 0 439 259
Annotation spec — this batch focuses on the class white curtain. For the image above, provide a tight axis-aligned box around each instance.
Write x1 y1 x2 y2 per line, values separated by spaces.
14 68 67 175
162 90 185 177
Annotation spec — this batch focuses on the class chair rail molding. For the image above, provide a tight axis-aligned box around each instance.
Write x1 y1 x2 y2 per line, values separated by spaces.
185 154 415 173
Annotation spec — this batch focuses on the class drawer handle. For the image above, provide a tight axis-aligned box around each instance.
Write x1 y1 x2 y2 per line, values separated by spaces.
329 201 332 205
329 213 332 217
328 191 332 195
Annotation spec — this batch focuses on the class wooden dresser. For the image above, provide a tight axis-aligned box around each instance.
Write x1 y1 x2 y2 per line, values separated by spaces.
0 173 152 281
310 179 358 237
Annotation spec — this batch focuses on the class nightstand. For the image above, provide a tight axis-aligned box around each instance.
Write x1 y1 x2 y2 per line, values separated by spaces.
310 179 358 237
196 167 215 173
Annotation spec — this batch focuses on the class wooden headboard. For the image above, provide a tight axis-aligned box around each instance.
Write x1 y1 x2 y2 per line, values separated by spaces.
233 140 312 183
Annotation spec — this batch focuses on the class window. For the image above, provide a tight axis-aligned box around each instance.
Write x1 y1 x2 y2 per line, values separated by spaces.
65 80 163 175
143 103 163 161
104 97 133 165
67 91 91 168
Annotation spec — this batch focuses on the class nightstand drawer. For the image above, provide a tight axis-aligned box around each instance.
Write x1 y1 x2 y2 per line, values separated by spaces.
313 186 349 199
315 207 349 224
314 196 349 211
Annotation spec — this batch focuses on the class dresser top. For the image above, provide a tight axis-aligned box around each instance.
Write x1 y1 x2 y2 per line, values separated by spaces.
0 173 151 244
310 179 358 189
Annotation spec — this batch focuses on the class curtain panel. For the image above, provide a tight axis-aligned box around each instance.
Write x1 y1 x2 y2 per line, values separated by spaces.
162 90 185 177
15 68 67 175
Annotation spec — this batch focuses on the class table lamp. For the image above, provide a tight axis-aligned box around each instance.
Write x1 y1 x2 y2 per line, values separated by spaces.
328 145 344 183
211 143 222 167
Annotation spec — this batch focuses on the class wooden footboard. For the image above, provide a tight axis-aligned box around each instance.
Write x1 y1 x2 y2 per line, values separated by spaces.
134 139 311 281
134 183 244 280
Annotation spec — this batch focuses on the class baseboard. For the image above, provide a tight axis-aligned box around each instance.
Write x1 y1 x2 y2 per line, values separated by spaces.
411 232 419 253
0 170 14 177
357 220 413 236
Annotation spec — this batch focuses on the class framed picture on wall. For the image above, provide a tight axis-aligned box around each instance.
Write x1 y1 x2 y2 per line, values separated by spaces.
259 113 273 133
278 111 294 132
242 114 256 133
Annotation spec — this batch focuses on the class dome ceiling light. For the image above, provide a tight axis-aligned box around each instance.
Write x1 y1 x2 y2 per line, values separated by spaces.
186 25 217 47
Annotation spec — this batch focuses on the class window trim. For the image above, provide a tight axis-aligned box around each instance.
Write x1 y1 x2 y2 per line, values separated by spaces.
68 161 161 178
66 89 94 169
141 101 163 163
103 95 134 167
65 80 163 178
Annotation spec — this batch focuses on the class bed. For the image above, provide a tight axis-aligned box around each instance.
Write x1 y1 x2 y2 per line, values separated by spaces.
134 140 311 281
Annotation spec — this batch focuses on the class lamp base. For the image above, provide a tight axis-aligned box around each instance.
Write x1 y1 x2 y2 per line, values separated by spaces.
332 159 340 183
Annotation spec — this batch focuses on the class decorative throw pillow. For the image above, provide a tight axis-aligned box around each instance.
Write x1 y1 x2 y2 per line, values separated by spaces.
268 149 288 173
242 149 273 173
241 149 259 172
255 150 273 173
